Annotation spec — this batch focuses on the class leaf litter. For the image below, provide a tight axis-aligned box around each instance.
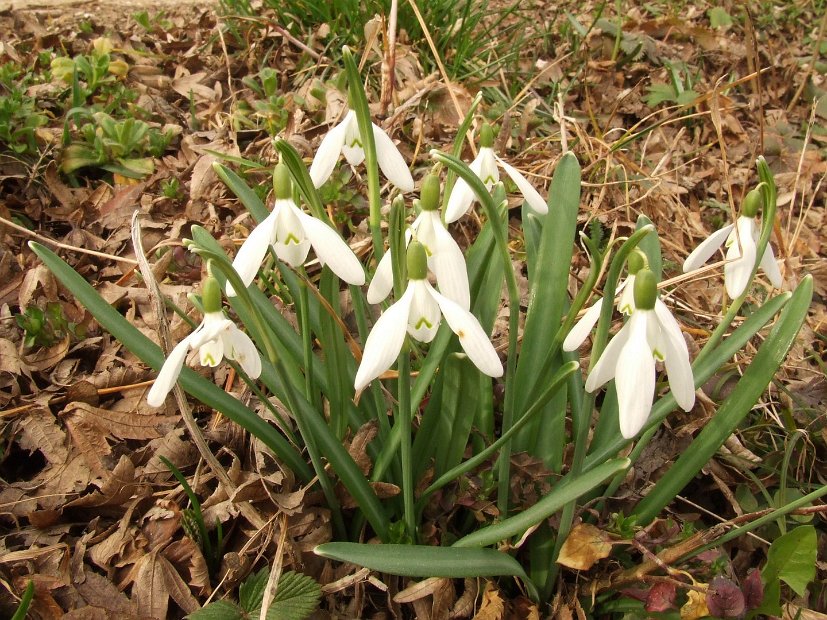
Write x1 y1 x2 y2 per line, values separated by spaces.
0 0 826 617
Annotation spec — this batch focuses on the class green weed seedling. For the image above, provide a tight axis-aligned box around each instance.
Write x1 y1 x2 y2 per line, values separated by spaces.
15 302 79 349
0 62 49 156
188 567 321 620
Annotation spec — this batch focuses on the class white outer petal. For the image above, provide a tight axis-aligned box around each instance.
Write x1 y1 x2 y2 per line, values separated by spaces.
428 282 503 377
425 212 471 310
309 115 350 187
225 324 262 379
296 210 366 285
563 298 603 352
724 217 757 298
584 317 633 392
147 333 195 407
372 123 414 192
407 280 441 342
616 311 656 439
227 207 279 296
496 155 548 215
682 223 734 273
654 300 695 412
367 250 395 304
354 285 415 392
444 153 485 223
759 242 783 288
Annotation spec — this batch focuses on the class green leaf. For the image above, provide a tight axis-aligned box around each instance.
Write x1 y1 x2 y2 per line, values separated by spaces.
315 543 533 583
239 567 269 611
260 571 321 620
645 83 677 107
762 526 817 597
187 600 244 620
708 7 733 28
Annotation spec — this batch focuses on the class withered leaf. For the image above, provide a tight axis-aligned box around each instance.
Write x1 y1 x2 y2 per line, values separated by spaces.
742 569 764 611
472 581 504 620
645 581 677 612
62 401 171 441
16 407 68 465
680 588 710 620
132 550 199 618
556 523 614 571
706 576 745 618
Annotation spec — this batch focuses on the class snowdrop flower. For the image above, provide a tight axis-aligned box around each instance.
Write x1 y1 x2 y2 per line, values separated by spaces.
584 269 695 439
309 109 414 192
228 163 365 296
355 241 502 392
147 277 261 407
563 250 645 352
444 123 548 223
682 189 782 299
367 174 470 309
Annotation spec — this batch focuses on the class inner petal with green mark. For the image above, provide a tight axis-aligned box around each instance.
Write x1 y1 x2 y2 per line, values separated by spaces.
414 316 433 330
348 138 363 149
284 232 302 245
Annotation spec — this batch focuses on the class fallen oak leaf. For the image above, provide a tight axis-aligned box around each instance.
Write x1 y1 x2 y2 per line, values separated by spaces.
556 523 615 571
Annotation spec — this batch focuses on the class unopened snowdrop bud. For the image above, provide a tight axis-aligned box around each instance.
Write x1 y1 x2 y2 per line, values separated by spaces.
633 269 657 310
742 188 762 218
419 174 441 212
407 240 428 280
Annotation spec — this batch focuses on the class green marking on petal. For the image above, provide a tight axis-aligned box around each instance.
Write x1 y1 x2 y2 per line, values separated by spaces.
285 232 301 245
483 175 497 185
414 317 433 330
203 353 217 365
348 138 363 149
653 348 665 362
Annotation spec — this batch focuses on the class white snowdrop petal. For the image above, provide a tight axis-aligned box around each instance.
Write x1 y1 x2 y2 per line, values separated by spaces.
563 298 603 352
226 325 262 379
367 250 395 304
147 335 194 407
227 208 279 296
682 223 734 273
309 115 350 187
496 156 548 215
724 218 757 298
477 148 499 188
296 210 366 285
429 283 502 377
341 112 366 166
198 336 224 367
654 300 695 412
584 318 633 392
354 285 415 392
372 123 414 192
428 214 471 310
759 242 783 288
445 152 485 223
616 312 656 439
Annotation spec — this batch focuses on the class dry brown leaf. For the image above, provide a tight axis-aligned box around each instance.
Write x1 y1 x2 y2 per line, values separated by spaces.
394 577 449 604
348 420 379 475
16 407 68 465
681 588 710 620
132 550 199 618
450 578 478 619
75 570 134 613
472 581 504 620
62 401 171 441
556 523 614 571
23 335 70 372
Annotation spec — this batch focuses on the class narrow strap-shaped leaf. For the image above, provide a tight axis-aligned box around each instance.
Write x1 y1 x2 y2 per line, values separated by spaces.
29 241 311 480
633 276 812 524
452 458 629 548
213 162 270 223
315 542 534 583
274 138 327 221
